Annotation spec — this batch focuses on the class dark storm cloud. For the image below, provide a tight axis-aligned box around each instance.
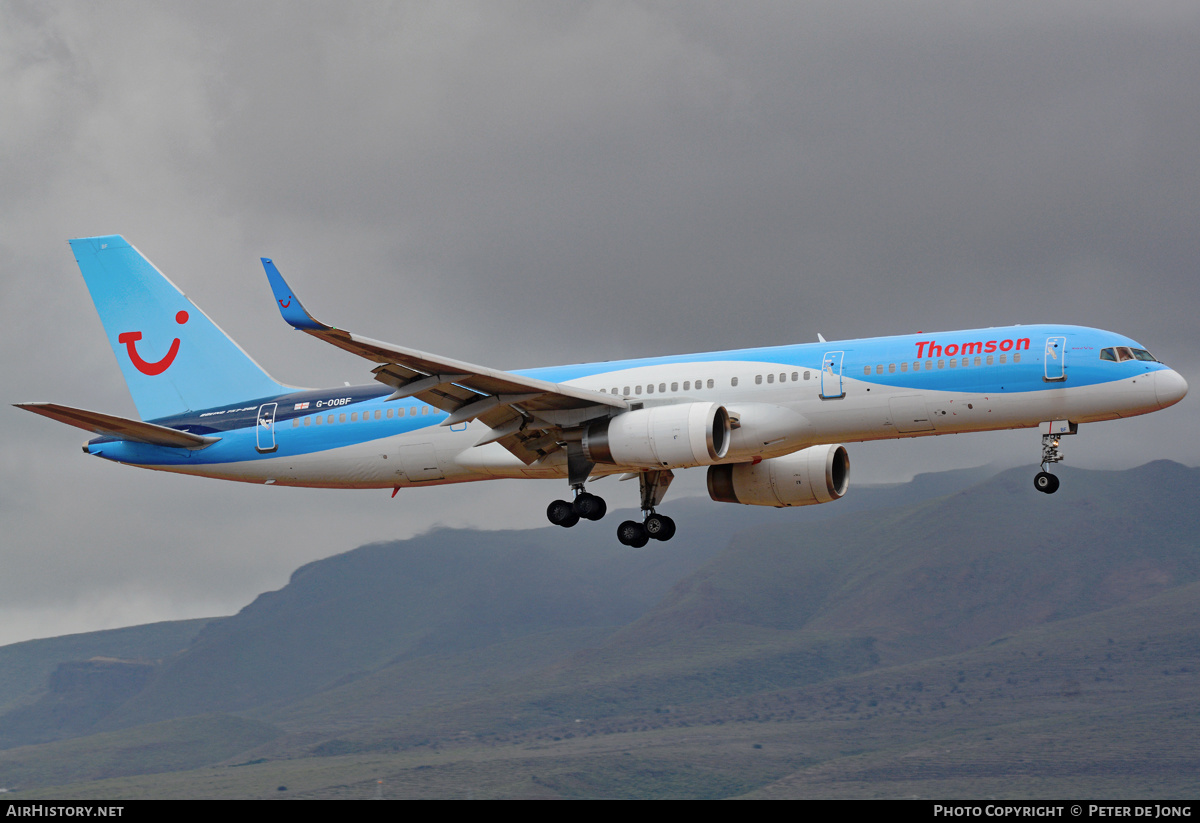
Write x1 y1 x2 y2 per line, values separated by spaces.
2 1 1196 643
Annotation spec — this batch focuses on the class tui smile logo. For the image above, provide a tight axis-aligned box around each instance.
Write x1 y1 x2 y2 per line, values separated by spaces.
118 311 188 375
278 296 292 309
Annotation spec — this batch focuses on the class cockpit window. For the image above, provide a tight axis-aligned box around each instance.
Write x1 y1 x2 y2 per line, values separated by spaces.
1100 347 1159 363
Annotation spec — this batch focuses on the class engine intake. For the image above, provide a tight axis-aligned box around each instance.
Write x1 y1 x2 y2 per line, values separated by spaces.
584 402 731 468
707 444 849 507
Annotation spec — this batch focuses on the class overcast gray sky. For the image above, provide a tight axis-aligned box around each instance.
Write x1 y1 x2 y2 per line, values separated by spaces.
3 1 1197 646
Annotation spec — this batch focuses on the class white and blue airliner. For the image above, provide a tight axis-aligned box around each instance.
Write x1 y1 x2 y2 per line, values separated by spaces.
18 236 1189 546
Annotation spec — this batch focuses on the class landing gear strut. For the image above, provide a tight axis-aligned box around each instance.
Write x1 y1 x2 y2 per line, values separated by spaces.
548 438 607 528
1034 420 1076 494
617 469 678 547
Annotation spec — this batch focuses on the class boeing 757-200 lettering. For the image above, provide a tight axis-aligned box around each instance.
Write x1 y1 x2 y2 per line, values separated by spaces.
18 236 1188 546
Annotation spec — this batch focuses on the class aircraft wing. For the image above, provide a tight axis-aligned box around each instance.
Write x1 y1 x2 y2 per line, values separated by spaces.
261 259 628 463
15 403 220 450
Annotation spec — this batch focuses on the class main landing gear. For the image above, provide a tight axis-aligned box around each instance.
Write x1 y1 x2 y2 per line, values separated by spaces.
546 489 607 528
547 439 609 528
1033 420 1077 495
616 469 677 547
545 467 679 546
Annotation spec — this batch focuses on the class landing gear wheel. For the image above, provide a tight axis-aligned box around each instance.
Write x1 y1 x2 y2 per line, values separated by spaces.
617 519 649 548
643 513 676 541
547 499 580 527
573 492 607 521
1033 472 1060 494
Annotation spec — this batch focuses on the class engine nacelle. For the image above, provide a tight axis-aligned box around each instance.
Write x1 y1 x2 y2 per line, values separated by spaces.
707 444 849 507
584 402 731 469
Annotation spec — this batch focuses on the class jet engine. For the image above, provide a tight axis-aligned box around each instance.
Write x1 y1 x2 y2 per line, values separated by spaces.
707 444 849 507
583 402 731 469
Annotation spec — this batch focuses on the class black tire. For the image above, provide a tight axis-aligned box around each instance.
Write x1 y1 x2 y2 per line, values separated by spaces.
573 492 607 521
644 513 676 541
547 499 578 527
617 519 648 546
1033 472 1058 494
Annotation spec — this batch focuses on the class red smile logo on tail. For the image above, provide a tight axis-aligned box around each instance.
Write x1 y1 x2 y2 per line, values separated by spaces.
119 311 188 375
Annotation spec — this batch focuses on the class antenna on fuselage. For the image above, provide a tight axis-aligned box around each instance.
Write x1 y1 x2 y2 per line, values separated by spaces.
817 333 827 343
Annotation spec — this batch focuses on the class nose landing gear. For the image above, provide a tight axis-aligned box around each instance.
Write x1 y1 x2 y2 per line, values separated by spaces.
1034 420 1076 494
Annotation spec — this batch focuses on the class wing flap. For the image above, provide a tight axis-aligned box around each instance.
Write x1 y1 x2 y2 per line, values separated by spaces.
16 403 219 450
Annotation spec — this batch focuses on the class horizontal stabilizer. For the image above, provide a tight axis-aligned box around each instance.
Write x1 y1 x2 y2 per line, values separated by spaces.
15 403 219 450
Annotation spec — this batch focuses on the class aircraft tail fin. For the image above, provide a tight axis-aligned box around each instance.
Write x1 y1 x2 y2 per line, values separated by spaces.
69 236 289 421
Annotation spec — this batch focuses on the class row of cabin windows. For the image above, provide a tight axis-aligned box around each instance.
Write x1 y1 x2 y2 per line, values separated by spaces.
754 371 811 385
600 378 717 396
292 405 432 427
592 354 1022 398
597 371 819 396
864 353 1019 375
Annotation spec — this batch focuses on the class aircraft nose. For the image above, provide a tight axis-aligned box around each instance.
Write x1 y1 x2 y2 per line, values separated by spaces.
1155 368 1189 409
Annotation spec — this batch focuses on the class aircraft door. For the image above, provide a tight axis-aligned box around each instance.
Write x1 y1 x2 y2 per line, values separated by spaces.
255 403 278 453
820 351 845 399
1044 336 1066 382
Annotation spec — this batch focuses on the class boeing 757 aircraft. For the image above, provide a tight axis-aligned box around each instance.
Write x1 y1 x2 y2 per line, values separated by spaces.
18 236 1188 546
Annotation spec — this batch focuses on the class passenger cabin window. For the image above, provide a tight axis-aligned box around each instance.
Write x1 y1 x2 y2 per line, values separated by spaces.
731 377 739 387
875 365 883 375
756 375 763 384
707 379 714 389
863 366 870 376
671 382 678 392
767 373 774 383
888 363 896 373
900 362 908 372
803 371 811 380
791 372 798 381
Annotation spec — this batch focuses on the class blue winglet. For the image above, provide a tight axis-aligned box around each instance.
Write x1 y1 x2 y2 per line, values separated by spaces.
261 258 330 332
